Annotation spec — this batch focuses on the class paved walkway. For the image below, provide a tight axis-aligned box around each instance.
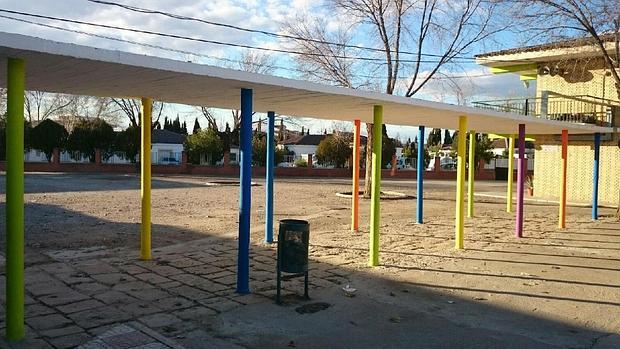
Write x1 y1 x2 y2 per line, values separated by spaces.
0 236 350 348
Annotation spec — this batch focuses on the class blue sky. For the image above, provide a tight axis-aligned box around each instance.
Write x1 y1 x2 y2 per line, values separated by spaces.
0 0 534 140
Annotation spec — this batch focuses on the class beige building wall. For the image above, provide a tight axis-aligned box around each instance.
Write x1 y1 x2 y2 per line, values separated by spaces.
533 134 619 205
532 58 619 206
536 58 619 105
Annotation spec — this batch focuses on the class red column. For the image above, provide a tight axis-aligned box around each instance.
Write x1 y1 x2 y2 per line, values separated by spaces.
52 148 60 165
390 154 397 176
94 149 102 164
223 151 230 168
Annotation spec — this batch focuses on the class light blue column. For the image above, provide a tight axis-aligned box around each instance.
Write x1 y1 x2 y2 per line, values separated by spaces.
592 132 601 220
416 126 425 224
237 88 252 294
265 111 275 243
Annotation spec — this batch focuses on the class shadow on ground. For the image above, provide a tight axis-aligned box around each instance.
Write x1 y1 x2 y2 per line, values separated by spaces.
0 204 617 348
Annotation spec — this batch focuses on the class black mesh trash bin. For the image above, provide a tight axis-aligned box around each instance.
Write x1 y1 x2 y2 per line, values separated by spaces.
276 219 310 304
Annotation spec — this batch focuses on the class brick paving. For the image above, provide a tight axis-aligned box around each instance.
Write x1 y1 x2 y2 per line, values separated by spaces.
0 236 351 348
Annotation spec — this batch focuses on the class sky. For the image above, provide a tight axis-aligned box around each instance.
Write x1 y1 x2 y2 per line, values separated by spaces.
0 0 535 140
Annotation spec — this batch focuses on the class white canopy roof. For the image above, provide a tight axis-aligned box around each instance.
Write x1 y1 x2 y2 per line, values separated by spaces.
0 32 612 135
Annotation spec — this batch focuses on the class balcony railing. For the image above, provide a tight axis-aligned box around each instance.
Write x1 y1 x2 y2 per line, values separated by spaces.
472 94 619 127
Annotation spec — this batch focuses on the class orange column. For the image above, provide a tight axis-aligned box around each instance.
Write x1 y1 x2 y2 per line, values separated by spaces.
351 119 361 232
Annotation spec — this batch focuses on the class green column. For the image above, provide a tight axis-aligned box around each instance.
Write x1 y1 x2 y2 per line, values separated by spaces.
6 58 25 341
369 105 383 267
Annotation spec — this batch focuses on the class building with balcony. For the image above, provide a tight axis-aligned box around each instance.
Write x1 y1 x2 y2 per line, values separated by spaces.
475 35 620 205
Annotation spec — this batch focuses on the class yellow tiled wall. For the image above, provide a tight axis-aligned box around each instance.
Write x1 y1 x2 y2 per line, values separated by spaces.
534 134 620 205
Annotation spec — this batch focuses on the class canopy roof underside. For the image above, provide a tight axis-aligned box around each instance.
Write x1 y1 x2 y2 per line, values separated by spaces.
0 32 613 135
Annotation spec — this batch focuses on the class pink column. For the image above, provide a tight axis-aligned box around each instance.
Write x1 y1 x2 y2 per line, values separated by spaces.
515 124 525 238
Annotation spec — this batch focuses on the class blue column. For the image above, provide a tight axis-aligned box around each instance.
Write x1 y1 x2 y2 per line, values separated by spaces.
592 132 601 220
237 88 252 294
416 126 425 224
265 111 275 243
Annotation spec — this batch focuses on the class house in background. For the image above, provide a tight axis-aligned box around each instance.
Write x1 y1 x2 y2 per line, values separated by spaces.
475 35 620 204
151 129 185 165
279 134 326 167
279 132 368 168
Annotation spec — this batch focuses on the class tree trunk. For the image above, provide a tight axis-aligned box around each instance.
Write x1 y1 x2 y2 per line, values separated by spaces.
363 123 373 198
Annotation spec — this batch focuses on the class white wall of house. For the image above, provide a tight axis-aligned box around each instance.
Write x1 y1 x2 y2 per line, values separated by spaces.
24 149 49 162
152 143 184 165
24 143 185 165
286 144 318 158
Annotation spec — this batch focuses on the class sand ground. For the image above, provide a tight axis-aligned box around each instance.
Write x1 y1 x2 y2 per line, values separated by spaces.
0 173 618 348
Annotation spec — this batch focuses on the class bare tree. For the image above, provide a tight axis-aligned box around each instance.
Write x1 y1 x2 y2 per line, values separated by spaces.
199 107 220 130
24 91 75 124
198 50 277 132
284 0 504 196
505 0 619 98
112 98 165 129
235 50 277 74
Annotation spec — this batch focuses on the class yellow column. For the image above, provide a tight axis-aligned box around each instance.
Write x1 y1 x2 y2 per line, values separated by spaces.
467 131 476 218
507 135 515 213
455 116 467 249
141 98 152 260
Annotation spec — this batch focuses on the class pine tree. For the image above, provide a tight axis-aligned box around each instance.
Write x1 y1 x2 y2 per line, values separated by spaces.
443 129 453 145
173 117 180 133
193 118 201 134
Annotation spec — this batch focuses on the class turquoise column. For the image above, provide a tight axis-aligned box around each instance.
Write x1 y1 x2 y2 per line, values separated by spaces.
416 126 424 224
592 133 600 220
6 58 26 341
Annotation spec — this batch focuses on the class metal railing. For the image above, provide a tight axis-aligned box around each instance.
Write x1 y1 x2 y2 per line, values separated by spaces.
472 94 619 127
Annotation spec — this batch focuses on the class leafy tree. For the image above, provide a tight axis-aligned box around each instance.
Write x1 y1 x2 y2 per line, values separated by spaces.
114 125 140 163
315 132 353 168
381 125 396 169
184 128 224 165
192 117 201 134
451 133 494 169
428 128 442 146
30 119 68 162
284 0 505 197
252 133 285 166
402 138 414 160
66 118 115 162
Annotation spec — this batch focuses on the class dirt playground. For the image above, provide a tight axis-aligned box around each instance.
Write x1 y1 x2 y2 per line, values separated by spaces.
0 173 618 348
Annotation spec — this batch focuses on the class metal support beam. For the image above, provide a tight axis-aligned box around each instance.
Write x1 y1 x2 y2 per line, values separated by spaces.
467 131 476 218
369 106 383 266
351 119 361 231
265 111 275 243
237 88 252 294
559 129 568 229
455 116 467 249
516 124 526 238
140 97 152 261
507 136 515 213
6 57 25 342
416 126 425 224
592 133 601 220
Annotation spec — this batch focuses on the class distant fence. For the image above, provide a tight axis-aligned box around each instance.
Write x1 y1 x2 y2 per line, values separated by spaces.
2 152 503 181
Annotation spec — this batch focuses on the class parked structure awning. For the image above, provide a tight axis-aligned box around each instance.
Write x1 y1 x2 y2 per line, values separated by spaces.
0 32 613 135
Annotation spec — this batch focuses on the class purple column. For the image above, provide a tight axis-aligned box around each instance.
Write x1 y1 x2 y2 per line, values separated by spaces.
515 124 525 238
